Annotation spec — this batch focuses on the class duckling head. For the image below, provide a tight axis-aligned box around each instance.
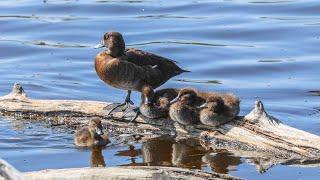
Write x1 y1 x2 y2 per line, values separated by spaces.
95 31 125 57
89 119 104 136
200 96 224 113
141 86 155 105
170 88 197 105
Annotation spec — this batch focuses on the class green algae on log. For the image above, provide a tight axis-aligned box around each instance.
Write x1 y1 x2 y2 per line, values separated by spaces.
1 83 320 173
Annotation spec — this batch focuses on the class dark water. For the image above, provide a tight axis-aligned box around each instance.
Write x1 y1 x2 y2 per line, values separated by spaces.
0 0 320 179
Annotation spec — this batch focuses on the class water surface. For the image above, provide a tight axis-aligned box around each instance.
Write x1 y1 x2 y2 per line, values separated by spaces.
0 0 320 179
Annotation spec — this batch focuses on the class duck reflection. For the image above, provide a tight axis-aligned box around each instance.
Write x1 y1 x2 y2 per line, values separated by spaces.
90 146 106 167
202 152 241 174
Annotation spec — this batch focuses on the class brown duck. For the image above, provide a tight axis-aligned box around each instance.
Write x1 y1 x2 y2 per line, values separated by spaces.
94 32 188 115
199 93 240 127
139 86 179 119
169 88 205 125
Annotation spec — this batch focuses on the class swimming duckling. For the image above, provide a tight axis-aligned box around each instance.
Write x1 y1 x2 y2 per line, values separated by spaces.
94 32 188 116
74 119 110 147
140 86 179 119
199 93 240 127
169 88 205 125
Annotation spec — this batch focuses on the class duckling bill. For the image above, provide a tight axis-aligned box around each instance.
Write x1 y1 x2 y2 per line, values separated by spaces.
94 31 188 116
74 119 110 147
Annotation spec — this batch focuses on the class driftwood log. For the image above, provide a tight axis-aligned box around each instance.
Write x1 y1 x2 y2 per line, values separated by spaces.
1 83 320 174
0 159 238 180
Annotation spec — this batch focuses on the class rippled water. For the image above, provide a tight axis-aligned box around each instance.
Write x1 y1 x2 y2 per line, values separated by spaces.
0 0 320 179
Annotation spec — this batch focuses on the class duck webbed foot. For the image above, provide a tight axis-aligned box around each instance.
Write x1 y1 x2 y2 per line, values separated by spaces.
106 90 135 118
120 107 140 123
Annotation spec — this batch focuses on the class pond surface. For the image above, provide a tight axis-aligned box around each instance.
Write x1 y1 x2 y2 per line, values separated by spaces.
0 0 320 179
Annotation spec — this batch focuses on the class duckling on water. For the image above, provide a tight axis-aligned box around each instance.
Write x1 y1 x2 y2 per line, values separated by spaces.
199 93 240 127
169 88 205 125
94 32 188 116
74 119 110 147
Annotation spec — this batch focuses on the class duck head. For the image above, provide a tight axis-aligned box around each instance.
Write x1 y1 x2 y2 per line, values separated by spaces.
89 119 104 136
95 31 125 57
141 86 155 105
199 95 224 112
170 88 197 105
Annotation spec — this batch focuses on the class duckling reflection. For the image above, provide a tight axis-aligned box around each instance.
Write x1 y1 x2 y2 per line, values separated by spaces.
171 138 207 169
90 146 106 167
202 151 241 174
142 137 207 169
141 136 175 166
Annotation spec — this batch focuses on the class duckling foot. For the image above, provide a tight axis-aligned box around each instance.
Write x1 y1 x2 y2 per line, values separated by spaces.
120 107 140 123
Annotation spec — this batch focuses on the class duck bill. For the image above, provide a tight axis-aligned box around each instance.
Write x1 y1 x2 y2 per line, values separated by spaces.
169 97 179 105
144 97 151 105
198 103 208 109
95 127 104 135
94 40 106 49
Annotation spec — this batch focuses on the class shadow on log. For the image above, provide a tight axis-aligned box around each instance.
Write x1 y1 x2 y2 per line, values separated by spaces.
1 83 320 173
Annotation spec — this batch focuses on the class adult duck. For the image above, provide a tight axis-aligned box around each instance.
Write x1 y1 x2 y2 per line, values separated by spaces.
94 32 188 116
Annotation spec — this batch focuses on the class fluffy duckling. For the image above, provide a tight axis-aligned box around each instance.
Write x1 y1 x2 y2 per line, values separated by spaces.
140 86 179 119
94 32 188 116
199 93 240 127
74 119 110 147
169 88 205 125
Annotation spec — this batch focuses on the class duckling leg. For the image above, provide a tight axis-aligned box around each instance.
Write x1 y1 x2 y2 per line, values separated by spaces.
107 90 134 117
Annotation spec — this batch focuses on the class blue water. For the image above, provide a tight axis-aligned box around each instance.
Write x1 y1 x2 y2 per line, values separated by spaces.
0 0 320 179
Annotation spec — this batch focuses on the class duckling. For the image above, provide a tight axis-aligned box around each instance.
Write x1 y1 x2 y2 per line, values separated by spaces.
139 86 179 119
74 119 110 147
199 93 240 127
94 32 188 116
169 88 205 125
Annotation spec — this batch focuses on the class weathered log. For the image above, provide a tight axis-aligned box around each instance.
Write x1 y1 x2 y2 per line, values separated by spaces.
0 159 25 180
24 166 238 180
1 83 320 172
0 159 238 180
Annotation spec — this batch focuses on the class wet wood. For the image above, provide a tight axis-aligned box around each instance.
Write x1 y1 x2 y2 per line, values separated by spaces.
1 83 320 172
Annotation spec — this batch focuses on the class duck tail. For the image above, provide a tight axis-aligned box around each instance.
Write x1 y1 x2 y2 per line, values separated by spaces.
175 68 190 75
181 69 191 73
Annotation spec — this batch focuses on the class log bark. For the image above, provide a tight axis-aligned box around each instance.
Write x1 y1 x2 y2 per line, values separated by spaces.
1 83 320 172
